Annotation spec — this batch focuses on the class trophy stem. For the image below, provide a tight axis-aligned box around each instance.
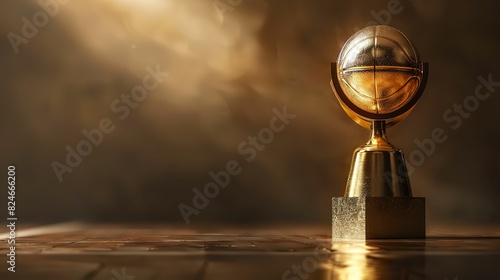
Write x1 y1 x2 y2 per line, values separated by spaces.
365 121 394 150
344 121 413 197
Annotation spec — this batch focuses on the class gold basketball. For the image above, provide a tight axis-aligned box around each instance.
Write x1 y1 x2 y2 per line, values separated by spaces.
337 25 423 116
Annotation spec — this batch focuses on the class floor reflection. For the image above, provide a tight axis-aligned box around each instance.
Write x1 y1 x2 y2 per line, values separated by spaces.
1 225 499 280
321 238 500 280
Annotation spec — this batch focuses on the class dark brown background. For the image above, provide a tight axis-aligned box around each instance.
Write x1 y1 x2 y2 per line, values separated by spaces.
1 0 499 229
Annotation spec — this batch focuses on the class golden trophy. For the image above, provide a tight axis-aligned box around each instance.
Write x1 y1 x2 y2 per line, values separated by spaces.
330 25 428 239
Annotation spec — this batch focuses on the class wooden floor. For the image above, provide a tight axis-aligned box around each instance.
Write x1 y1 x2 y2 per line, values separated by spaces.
1 223 500 280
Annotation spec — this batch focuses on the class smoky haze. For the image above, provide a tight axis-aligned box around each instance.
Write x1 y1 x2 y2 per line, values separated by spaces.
1 0 499 230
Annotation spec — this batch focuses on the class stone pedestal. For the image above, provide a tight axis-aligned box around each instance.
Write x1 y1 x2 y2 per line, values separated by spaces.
332 197 425 240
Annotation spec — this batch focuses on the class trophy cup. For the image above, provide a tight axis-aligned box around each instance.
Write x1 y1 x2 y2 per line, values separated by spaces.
330 25 428 239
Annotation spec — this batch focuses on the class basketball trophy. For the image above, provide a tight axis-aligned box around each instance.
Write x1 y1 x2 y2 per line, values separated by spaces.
330 25 428 239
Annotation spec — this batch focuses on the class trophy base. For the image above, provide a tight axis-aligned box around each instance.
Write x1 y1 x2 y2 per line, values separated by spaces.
332 197 425 240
